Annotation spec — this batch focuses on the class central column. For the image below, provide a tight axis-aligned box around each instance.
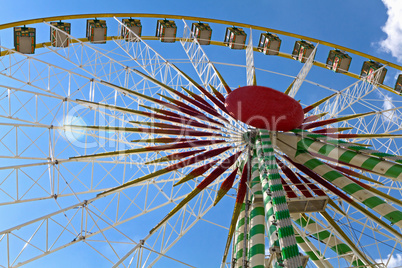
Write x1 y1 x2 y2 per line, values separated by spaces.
256 129 303 268
248 149 266 267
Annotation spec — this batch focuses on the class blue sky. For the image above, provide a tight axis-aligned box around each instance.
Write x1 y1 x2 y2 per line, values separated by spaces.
2 0 402 267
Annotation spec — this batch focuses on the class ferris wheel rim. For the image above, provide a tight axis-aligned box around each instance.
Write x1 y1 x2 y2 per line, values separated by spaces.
1 27 399 95
1 12 401 72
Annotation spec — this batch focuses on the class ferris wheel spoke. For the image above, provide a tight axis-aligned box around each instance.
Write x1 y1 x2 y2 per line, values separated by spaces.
301 111 375 130
147 150 242 234
95 79 230 131
288 44 318 98
180 19 231 94
76 99 233 136
220 161 248 266
98 146 239 197
245 28 256 86
126 68 234 128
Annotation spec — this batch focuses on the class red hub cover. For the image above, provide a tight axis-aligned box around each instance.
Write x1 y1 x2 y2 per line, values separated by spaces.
224 85 304 131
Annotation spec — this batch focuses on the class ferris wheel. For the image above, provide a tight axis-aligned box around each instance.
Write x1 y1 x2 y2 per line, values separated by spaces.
1 13 402 268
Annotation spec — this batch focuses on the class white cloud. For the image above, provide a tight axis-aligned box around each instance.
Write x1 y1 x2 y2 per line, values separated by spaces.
376 91 396 123
375 253 402 267
379 0 402 62
382 94 395 122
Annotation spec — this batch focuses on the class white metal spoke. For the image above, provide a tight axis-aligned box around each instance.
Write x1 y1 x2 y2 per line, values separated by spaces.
245 28 255 86
180 19 227 93
288 44 318 98
179 20 247 132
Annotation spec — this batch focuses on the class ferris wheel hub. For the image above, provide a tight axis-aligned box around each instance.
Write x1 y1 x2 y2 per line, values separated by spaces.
224 85 304 131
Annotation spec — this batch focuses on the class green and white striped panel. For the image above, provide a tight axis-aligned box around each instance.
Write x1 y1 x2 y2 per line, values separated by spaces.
248 152 266 268
294 129 402 164
235 203 248 268
342 145 402 164
277 133 402 229
287 131 402 181
292 213 364 267
256 130 303 268
293 224 333 268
